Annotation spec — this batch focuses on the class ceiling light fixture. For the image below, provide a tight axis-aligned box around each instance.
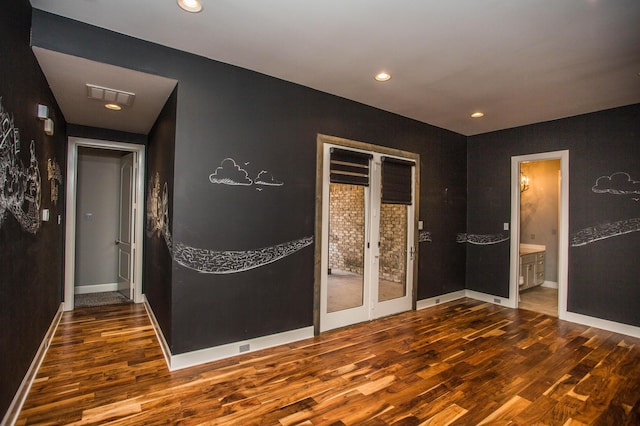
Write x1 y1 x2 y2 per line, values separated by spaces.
105 103 122 111
178 0 203 13
375 72 391 82
471 112 484 118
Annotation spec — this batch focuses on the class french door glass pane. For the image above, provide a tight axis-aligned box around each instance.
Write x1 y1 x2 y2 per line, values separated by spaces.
327 183 365 313
378 202 407 302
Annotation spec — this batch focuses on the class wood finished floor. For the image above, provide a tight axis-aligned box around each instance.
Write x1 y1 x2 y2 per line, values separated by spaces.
519 286 558 318
17 299 640 425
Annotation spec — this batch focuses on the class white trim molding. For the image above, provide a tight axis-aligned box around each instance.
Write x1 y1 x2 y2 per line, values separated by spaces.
509 150 569 315
169 327 315 371
2 304 64 426
74 283 118 294
143 298 314 371
416 290 466 310
460 290 640 339
563 311 640 339
417 289 640 339
541 281 559 289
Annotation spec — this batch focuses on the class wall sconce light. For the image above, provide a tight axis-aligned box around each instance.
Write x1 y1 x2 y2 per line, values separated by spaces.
520 172 530 193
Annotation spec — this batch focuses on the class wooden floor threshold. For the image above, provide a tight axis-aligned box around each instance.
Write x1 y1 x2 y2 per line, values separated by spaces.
16 298 640 425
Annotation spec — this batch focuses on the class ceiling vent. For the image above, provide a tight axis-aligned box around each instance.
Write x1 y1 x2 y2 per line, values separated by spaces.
86 84 135 107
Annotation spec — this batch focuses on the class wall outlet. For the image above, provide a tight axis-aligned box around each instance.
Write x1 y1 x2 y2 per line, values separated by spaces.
530 234 535 240
503 222 509 231
435 298 440 304
239 344 250 353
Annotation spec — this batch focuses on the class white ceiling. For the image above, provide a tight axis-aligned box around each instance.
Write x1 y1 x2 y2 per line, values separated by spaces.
31 0 640 136
33 47 177 134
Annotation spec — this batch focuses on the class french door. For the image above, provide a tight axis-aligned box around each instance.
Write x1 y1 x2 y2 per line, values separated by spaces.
320 144 415 332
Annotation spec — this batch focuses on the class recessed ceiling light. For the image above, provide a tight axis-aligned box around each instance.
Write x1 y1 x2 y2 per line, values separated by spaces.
178 0 203 13
375 72 391 82
105 103 122 111
471 112 484 118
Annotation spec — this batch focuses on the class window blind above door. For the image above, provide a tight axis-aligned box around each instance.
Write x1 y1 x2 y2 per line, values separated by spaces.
330 147 372 186
381 156 414 204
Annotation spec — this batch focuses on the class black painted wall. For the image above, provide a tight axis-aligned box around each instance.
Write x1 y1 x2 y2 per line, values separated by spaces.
31 10 467 354
468 104 640 326
67 124 147 146
0 0 66 417
145 87 177 349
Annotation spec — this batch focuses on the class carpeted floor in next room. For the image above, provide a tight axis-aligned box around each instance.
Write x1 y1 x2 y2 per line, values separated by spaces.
74 291 131 308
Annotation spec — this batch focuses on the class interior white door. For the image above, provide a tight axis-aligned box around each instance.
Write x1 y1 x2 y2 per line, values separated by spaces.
370 159 414 319
320 145 415 332
117 152 134 299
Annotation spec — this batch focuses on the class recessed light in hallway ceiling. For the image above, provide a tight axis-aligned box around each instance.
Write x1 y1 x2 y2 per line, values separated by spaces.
177 0 203 13
471 112 484 118
375 72 391 82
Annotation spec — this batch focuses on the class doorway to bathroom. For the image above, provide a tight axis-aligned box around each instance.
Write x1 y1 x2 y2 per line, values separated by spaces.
510 150 569 319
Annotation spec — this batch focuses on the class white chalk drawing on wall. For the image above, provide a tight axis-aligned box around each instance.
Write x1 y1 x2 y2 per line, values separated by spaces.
0 98 41 234
255 170 284 187
592 172 640 199
147 171 311 273
173 236 314 274
456 233 509 245
47 158 62 205
571 217 640 247
146 172 172 251
418 230 432 243
209 158 253 186
209 157 284 190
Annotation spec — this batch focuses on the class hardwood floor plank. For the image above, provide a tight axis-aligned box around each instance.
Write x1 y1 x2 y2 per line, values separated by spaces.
16 299 640 425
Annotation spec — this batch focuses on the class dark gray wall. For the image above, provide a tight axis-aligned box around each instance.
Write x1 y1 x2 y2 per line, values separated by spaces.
468 104 640 326
67 124 147 146
31 10 467 354
145 87 177 350
0 0 66 417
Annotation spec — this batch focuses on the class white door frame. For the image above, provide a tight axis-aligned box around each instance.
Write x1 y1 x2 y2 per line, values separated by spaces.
509 150 569 319
64 137 146 311
316 134 419 333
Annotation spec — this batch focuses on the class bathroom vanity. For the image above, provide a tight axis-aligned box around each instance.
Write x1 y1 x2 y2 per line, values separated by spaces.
519 244 545 291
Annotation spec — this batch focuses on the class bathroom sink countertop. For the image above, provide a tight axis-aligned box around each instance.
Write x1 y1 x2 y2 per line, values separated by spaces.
520 246 545 255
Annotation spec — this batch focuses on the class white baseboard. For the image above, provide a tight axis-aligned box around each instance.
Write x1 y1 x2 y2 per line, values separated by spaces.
143 297 314 371
169 326 314 371
416 290 466 310
561 311 640 339
464 289 511 306
2 303 64 426
143 296 173 372
541 281 558 289
455 289 640 339
74 283 118 294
